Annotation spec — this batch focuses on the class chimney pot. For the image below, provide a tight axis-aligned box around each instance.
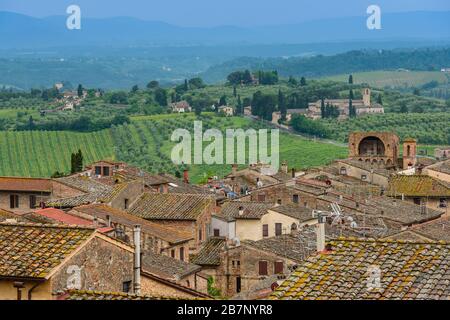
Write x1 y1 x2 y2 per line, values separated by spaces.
183 169 189 184
133 225 141 295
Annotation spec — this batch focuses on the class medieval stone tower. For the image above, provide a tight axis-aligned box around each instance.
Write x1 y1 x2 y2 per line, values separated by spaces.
362 88 371 107
402 138 417 169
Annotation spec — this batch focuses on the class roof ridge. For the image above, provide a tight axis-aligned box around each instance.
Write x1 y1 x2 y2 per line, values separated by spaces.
331 236 450 246
0 221 96 230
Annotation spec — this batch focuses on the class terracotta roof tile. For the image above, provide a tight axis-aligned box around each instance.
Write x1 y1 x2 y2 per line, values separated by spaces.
72 204 192 244
141 252 201 280
0 177 52 192
271 238 450 300
190 237 226 266
128 193 214 221
388 175 450 197
0 222 94 279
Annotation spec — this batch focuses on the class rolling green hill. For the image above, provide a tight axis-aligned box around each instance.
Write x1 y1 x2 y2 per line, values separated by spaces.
325 71 449 89
0 114 348 182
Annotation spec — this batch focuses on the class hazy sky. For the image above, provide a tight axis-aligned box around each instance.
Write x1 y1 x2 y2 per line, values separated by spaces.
1 0 450 27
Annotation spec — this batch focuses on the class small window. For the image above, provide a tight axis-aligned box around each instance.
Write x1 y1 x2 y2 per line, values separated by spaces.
95 166 101 175
277 199 282 205
171 249 175 258
10 195 19 209
186 280 190 287
257 194 266 202
199 228 202 241
29 195 37 209
236 276 241 293
103 166 110 176
340 167 347 175
180 247 185 261
213 229 220 237
292 194 299 204
275 223 282 236
262 224 269 237
413 198 421 205
439 198 447 208
258 261 268 276
122 281 132 293
361 174 367 180
274 261 284 274
124 198 129 209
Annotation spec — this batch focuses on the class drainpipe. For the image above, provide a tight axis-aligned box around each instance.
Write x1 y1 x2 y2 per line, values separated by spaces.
133 225 141 295
28 282 42 300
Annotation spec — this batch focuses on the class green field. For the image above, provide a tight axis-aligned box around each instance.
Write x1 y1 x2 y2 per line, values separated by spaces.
0 113 348 182
0 129 114 177
325 71 449 89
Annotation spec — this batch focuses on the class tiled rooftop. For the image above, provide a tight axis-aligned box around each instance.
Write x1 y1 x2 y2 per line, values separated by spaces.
272 238 450 300
24 208 93 226
269 204 315 222
141 252 201 280
190 237 226 266
0 222 94 279
0 177 52 192
388 175 450 197
72 204 192 244
127 193 214 221
60 289 187 300
218 201 272 221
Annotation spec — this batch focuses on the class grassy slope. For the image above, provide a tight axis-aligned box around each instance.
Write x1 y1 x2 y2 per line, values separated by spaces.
324 71 448 88
0 129 114 177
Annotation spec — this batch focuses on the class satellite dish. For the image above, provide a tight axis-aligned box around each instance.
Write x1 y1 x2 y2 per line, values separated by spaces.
350 221 358 228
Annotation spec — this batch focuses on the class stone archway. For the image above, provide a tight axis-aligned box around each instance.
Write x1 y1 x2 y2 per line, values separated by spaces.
358 136 386 157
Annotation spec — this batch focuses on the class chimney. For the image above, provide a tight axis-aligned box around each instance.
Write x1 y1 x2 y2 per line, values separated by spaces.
183 169 189 184
106 215 112 227
316 217 326 252
291 168 296 178
281 161 288 174
232 164 238 176
238 206 244 216
133 225 141 295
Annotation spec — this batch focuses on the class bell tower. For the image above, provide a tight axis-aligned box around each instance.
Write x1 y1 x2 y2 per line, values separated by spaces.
362 88 371 106
402 138 417 169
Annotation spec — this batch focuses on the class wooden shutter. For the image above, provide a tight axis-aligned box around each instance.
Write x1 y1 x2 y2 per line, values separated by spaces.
275 223 282 236
274 261 284 274
262 224 269 237
258 261 268 275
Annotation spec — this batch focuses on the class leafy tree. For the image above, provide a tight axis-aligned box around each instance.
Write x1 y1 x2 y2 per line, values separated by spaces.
349 89 354 100
300 76 306 86
291 114 329 138
377 93 383 105
154 88 168 106
188 77 206 89
219 95 227 106
400 104 409 113
233 86 237 97
109 91 128 104
278 89 287 121
77 84 83 97
147 80 159 89
320 98 325 118
348 74 353 84
131 85 139 93
236 95 243 115
184 79 189 91
288 76 298 86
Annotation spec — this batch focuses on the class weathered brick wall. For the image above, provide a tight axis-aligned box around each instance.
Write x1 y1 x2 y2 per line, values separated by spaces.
140 275 200 299
51 181 85 199
110 180 144 210
50 236 134 294
239 185 317 208
217 245 296 297
0 191 51 213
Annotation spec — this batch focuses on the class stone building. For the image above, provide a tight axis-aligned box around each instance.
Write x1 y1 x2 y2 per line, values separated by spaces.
0 223 134 300
68 204 193 262
307 88 384 120
0 177 85 214
348 132 400 167
126 193 216 255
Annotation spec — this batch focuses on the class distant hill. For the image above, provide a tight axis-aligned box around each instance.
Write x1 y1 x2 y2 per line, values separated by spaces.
1 11 450 49
201 48 450 83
